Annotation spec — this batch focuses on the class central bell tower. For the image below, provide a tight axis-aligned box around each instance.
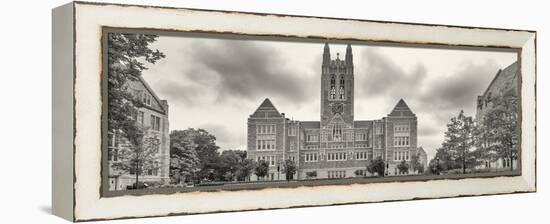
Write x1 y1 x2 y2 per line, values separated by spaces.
320 43 355 129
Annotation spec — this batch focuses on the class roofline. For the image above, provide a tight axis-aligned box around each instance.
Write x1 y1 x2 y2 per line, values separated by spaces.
137 75 167 115
480 61 518 97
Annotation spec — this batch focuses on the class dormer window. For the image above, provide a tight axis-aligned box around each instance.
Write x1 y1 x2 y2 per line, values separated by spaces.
142 92 152 106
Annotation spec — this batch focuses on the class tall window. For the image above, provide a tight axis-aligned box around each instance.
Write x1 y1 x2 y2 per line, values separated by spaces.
339 76 345 99
305 153 318 162
394 151 410 161
107 132 119 162
393 136 410 147
330 75 336 99
327 152 347 161
288 125 297 136
150 115 161 131
333 124 342 141
257 124 276 134
257 138 276 150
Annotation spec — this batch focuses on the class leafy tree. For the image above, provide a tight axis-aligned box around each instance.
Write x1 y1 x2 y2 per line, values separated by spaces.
282 159 297 181
477 89 519 170
367 157 385 176
170 129 220 182
235 158 255 182
107 33 165 144
410 154 424 174
169 142 200 185
432 146 458 171
442 110 478 174
106 33 165 189
428 157 443 175
254 160 269 180
112 127 160 189
217 150 245 181
397 160 410 175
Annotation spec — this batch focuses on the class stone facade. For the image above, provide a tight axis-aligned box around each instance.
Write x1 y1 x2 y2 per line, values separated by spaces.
247 44 424 181
475 61 519 170
108 76 171 190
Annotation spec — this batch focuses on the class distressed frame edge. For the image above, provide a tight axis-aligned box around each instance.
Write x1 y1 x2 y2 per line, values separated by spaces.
52 2 76 222
69 2 538 222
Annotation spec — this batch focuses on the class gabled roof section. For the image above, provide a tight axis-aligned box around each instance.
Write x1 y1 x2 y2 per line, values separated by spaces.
250 98 282 118
126 75 167 115
388 99 415 117
481 61 518 97
417 147 427 155
137 76 167 113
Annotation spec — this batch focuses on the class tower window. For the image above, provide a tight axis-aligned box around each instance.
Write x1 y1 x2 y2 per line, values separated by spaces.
339 77 345 99
330 75 336 99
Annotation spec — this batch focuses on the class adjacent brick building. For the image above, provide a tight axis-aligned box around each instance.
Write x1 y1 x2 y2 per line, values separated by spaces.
475 61 519 170
247 44 425 181
107 76 171 190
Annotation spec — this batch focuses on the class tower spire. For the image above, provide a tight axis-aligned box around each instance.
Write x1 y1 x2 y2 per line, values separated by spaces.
322 42 331 67
345 44 353 66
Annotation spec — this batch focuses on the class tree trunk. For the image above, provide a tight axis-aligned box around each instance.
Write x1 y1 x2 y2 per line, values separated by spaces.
135 160 140 189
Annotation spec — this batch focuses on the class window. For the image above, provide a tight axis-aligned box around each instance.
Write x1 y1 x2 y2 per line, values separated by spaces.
107 132 119 162
327 152 347 161
375 124 382 134
307 134 319 142
394 151 410 161
256 155 276 166
305 153 318 162
394 123 410 133
333 124 342 141
257 138 276 151
288 125 297 136
328 170 346 179
330 75 336 99
150 115 161 131
257 124 276 134
142 92 152 106
393 136 410 147
355 151 368 160
339 76 345 99
355 133 366 141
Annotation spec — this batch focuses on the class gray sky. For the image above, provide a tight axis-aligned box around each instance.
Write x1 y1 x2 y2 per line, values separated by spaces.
141 35 517 160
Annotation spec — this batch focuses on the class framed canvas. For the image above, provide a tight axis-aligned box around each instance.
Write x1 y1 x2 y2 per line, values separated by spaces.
52 1 536 222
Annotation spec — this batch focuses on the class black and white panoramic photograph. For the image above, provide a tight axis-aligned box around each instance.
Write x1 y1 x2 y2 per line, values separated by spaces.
104 30 520 193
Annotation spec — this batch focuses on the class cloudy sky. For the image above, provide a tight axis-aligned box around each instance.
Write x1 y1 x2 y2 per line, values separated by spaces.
140 34 517 160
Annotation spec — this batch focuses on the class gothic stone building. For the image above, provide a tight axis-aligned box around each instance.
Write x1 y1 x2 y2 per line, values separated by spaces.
475 61 518 170
247 44 423 181
107 75 171 190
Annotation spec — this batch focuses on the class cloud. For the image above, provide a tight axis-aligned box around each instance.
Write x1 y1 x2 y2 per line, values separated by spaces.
173 40 316 106
417 60 500 114
359 49 428 99
198 123 244 150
